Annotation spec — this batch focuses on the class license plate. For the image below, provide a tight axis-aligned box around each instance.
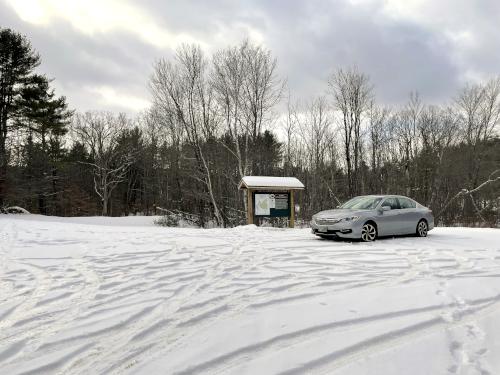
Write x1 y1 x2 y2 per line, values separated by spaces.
318 228 327 233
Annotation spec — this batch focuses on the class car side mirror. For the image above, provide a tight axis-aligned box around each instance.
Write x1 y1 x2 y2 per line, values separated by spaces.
378 206 391 213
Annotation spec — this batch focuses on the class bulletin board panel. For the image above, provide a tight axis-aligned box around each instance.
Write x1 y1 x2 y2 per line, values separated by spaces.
253 192 290 217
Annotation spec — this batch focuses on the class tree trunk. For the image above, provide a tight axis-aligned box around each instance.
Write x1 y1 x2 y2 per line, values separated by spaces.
0 158 5 207
102 195 108 216
0 119 7 206
102 181 109 216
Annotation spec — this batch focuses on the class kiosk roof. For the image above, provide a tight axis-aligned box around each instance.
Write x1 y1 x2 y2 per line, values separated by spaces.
238 176 305 190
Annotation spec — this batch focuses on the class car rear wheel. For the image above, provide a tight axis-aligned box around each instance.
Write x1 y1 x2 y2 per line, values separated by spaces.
416 220 428 237
361 223 377 242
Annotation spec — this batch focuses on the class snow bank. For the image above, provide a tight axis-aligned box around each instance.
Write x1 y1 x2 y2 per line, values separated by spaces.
0 214 162 227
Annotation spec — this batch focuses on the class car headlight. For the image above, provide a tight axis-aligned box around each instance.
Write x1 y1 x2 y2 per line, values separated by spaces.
341 216 359 222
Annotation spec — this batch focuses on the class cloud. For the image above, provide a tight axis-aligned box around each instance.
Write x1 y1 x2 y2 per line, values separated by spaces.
245 0 460 104
88 85 150 112
5 0 200 48
2 0 499 113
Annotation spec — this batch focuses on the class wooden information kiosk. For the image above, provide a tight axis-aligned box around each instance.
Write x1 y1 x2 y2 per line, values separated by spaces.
238 176 305 228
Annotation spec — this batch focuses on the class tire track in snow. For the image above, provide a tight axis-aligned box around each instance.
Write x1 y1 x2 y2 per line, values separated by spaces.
2 220 500 374
0 257 102 366
313 297 500 375
262 295 500 375
132 237 420 370
66 233 241 373
170 302 464 374
105 233 283 372
0 261 53 334
139 235 500 372
45 241 178 373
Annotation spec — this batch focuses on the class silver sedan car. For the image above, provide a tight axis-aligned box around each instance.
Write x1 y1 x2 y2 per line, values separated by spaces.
311 195 434 241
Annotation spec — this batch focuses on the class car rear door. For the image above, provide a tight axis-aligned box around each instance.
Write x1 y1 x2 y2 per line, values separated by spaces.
397 197 419 234
377 197 403 236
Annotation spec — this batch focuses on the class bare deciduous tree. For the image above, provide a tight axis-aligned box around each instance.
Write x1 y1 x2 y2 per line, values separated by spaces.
150 45 224 226
211 41 284 210
418 105 458 207
211 42 249 208
280 92 299 175
367 102 391 193
298 96 332 170
297 96 336 211
329 67 372 195
72 112 133 216
392 92 422 196
241 41 284 141
455 78 500 187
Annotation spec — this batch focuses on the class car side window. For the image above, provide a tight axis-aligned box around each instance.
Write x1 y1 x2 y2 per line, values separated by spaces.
399 198 416 209
381 197 400 209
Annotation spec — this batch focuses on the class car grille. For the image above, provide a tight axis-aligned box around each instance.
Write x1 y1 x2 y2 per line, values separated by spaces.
316 218 341 225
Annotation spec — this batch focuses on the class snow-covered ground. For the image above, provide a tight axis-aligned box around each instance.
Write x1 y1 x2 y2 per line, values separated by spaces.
1 215 500 375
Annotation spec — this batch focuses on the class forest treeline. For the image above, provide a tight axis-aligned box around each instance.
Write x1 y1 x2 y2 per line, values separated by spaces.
1 28 499 226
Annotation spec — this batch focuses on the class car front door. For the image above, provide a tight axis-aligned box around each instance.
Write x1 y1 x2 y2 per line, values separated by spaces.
377 197 403 236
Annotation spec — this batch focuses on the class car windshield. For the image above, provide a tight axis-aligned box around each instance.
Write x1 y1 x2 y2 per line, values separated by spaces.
340 196 382 210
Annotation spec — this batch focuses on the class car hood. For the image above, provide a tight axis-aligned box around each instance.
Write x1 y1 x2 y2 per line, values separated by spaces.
314 209 373 219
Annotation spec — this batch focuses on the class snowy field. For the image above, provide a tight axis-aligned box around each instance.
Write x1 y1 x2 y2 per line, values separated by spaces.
1 215 500 375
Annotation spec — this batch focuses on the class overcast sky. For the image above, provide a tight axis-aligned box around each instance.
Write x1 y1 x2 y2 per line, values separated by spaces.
1 0 499 114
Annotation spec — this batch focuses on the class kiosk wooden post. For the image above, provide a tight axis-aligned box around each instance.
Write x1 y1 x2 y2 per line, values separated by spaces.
246 189 254 224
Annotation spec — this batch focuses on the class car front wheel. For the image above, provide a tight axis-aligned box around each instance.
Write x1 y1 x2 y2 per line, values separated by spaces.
361 223 377 242
416 220 428 237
